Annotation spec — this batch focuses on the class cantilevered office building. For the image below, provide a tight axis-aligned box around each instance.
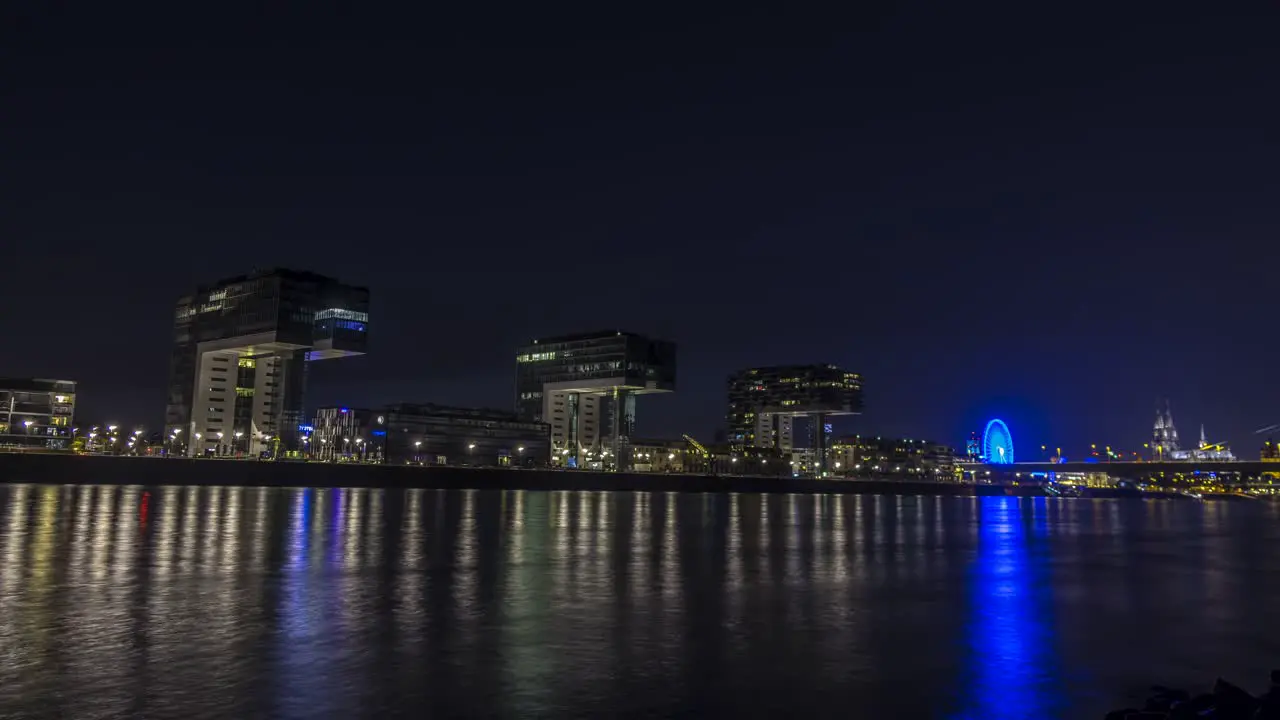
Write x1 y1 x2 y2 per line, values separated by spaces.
726 364 863 473
515 330 675 469
164 268 369 456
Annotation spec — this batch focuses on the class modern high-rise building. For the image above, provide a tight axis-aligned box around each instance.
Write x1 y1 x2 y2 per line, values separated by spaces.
0 378 76 449
726 364 863 473
164 268 369 457
514 330 676 469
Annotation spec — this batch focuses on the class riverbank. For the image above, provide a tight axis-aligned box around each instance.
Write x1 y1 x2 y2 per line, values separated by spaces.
0 451 1228 499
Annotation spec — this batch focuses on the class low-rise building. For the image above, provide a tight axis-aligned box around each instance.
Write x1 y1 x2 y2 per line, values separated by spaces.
829 435 956 479
311 403 550 467
0 378 76 449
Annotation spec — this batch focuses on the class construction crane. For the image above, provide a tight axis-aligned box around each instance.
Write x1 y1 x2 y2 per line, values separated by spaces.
1255 424 1280 435
682 434 710 458
682 434 713 474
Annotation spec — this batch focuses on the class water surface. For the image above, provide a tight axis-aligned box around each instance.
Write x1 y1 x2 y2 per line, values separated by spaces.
1 484 1277 718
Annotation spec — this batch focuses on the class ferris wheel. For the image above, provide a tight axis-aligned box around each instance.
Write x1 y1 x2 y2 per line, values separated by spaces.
983 419 1014 465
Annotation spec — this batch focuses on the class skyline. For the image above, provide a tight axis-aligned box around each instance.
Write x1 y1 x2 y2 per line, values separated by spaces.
3 2 1278 452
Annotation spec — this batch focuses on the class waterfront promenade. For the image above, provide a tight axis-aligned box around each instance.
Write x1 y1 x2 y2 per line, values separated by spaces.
0 451 1220 499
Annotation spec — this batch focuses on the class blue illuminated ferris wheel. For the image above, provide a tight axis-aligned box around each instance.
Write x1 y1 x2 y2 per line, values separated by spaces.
983 419 1014 464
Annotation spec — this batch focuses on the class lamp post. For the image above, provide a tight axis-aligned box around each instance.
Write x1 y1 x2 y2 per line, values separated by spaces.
468 443 476 466
234 430 244 457
216 431 225 456
414 440 422 464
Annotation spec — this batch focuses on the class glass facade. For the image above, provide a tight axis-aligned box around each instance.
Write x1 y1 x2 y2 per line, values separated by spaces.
0 378 76 449
165 268 369 454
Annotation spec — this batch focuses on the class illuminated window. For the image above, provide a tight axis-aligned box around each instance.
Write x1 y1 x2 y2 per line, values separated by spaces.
238 358 256 368
235 387 255 397
316 308 369 322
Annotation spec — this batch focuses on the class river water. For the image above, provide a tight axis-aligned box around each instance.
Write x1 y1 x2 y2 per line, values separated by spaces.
0 485 1277 719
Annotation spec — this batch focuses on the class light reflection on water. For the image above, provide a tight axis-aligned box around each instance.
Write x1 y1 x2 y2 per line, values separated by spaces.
1 486 1279 718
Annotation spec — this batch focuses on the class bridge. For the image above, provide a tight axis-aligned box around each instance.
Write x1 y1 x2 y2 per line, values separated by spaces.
961 460 1280 481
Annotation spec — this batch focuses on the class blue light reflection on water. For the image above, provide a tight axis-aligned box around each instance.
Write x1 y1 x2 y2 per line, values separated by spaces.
278 488 323 717
955 497 1064 719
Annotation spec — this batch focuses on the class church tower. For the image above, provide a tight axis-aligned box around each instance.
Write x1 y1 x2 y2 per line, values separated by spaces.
1152 399 1180 459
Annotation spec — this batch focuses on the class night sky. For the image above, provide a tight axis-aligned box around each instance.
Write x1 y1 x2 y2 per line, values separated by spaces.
4 2 1278 457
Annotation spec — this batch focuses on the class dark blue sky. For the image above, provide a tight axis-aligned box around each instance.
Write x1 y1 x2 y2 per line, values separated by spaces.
3 2 1277 457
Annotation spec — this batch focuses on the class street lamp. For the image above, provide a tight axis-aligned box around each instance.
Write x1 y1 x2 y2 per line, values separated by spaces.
108 425 118 433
